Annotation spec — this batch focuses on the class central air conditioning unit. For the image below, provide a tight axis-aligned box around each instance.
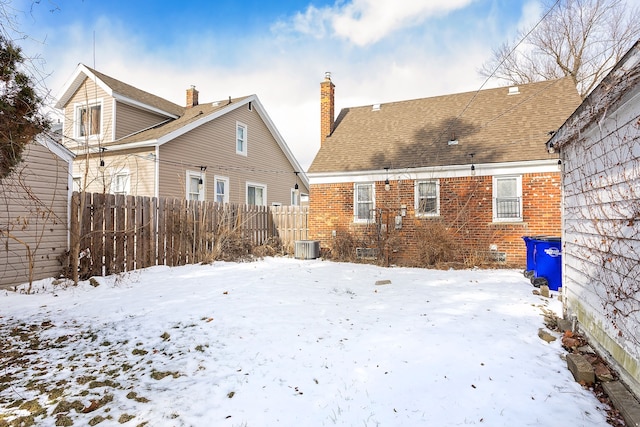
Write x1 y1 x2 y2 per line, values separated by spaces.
295 240 320 259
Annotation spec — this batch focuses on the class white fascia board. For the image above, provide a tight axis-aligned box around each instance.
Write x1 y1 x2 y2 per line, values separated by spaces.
154 100 246 146
308 159 560 185
55 64 113 109
36 136 76 162
101 140 158 152
249 96 310 189
113 94 180 119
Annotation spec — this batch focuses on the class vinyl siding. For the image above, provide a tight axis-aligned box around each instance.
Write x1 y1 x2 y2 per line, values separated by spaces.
115 101 170 140
73 147 156 197
0 142 70 288
62 77 114 150
561 91 640 397
158 105 307 204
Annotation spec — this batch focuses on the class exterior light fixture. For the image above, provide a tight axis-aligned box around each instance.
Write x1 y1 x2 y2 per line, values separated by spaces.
199 166 207 185
469 153 476 176
384 167 390 191
99 147 106 167
294 171 299 190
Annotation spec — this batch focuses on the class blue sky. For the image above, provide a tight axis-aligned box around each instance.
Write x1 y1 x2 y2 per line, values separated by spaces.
10 0 550 169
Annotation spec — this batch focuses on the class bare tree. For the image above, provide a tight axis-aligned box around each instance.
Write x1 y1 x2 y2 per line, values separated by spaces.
480 0 640 98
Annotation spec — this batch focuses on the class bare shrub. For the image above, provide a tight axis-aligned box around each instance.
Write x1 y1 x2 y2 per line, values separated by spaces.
415 221 460 268
329 230 357 262
201 226 252 264
253 236 284 258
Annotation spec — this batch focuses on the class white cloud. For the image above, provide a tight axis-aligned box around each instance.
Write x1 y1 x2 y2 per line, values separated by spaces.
19 1 528 171
279 0 474 46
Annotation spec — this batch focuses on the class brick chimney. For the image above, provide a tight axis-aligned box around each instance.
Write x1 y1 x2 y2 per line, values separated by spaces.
186 85 199 108
320 72 335 145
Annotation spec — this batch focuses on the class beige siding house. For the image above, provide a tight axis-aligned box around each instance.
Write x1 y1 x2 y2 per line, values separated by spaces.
55 64 308 205
0 131 74 288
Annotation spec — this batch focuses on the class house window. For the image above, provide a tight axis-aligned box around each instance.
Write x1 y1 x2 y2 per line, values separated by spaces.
76 102 102 138
415 180 439 216
215 176 229 204
247 182 266 206
354 183 375 222
291 188 299 206
186 170 205 201
236 122 247 156
493 176 522 221
111 171 130 195
72 176 82 192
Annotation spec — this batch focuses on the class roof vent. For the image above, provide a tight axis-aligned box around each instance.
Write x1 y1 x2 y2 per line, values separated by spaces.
508 86 520 95
448 139 459 145
372 103 381 111
211 101 220 107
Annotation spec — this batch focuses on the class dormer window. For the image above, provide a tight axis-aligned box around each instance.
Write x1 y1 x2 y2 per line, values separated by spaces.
75 101 102 139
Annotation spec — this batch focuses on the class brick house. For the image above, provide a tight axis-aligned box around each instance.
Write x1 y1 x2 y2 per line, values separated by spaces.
307 74 581 266
55 64 308 206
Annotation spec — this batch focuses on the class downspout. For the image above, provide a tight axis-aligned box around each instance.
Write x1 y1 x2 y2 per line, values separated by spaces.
155 144 159 198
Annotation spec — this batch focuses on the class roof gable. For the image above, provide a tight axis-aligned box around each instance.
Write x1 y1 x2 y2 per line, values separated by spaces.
309 77 581 173
548 40 640 150
55 64 183 118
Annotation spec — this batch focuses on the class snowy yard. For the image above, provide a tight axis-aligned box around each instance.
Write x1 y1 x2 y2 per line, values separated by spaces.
1 257 610 426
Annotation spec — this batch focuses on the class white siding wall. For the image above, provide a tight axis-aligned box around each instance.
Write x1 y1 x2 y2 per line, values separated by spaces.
0 142 71 288
562 90 640 396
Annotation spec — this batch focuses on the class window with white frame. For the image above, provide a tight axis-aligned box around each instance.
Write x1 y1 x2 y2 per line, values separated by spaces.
291 188 299 206
354 183 375 222
72 176 82 192
75 102 102 138
493 175 522 221
415 180 439 216
215 176 229 204
247 182 266 206
111 171 130 195
236 122 247 155
186 170 205 201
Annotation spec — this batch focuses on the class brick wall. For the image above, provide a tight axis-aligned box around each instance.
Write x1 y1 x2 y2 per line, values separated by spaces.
309 172 562 267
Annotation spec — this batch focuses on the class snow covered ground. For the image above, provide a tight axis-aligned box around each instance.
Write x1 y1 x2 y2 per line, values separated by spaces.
1 257 610 426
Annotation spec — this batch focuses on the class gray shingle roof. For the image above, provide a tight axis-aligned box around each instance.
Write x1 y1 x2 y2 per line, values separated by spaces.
109 96 250 145
308 77 581 173
84 65 185 117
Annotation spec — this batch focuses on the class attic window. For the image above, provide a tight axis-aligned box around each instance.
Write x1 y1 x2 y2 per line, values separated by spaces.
75 101 102 138
248 101 252 111
372 104 381 111
508 86 520 95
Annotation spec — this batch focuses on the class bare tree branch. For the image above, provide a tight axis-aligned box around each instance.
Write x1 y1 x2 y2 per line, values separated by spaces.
480 0 640 98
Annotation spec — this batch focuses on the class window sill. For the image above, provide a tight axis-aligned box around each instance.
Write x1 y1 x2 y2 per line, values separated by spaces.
490 220 528 227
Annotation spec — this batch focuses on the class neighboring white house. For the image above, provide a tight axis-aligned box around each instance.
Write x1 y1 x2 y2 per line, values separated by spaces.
547 40 640 397
0 127 75 289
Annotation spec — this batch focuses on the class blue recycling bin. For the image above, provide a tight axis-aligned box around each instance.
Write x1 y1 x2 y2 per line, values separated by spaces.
533 237 562 291
523 236 538 277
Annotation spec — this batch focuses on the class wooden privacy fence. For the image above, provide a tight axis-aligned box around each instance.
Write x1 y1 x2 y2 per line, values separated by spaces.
70 192 308 277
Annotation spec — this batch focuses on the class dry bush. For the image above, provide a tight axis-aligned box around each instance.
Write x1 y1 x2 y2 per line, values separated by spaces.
329 230 357 262
201 227 252 264
415 221 460 268
253 236 284 258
